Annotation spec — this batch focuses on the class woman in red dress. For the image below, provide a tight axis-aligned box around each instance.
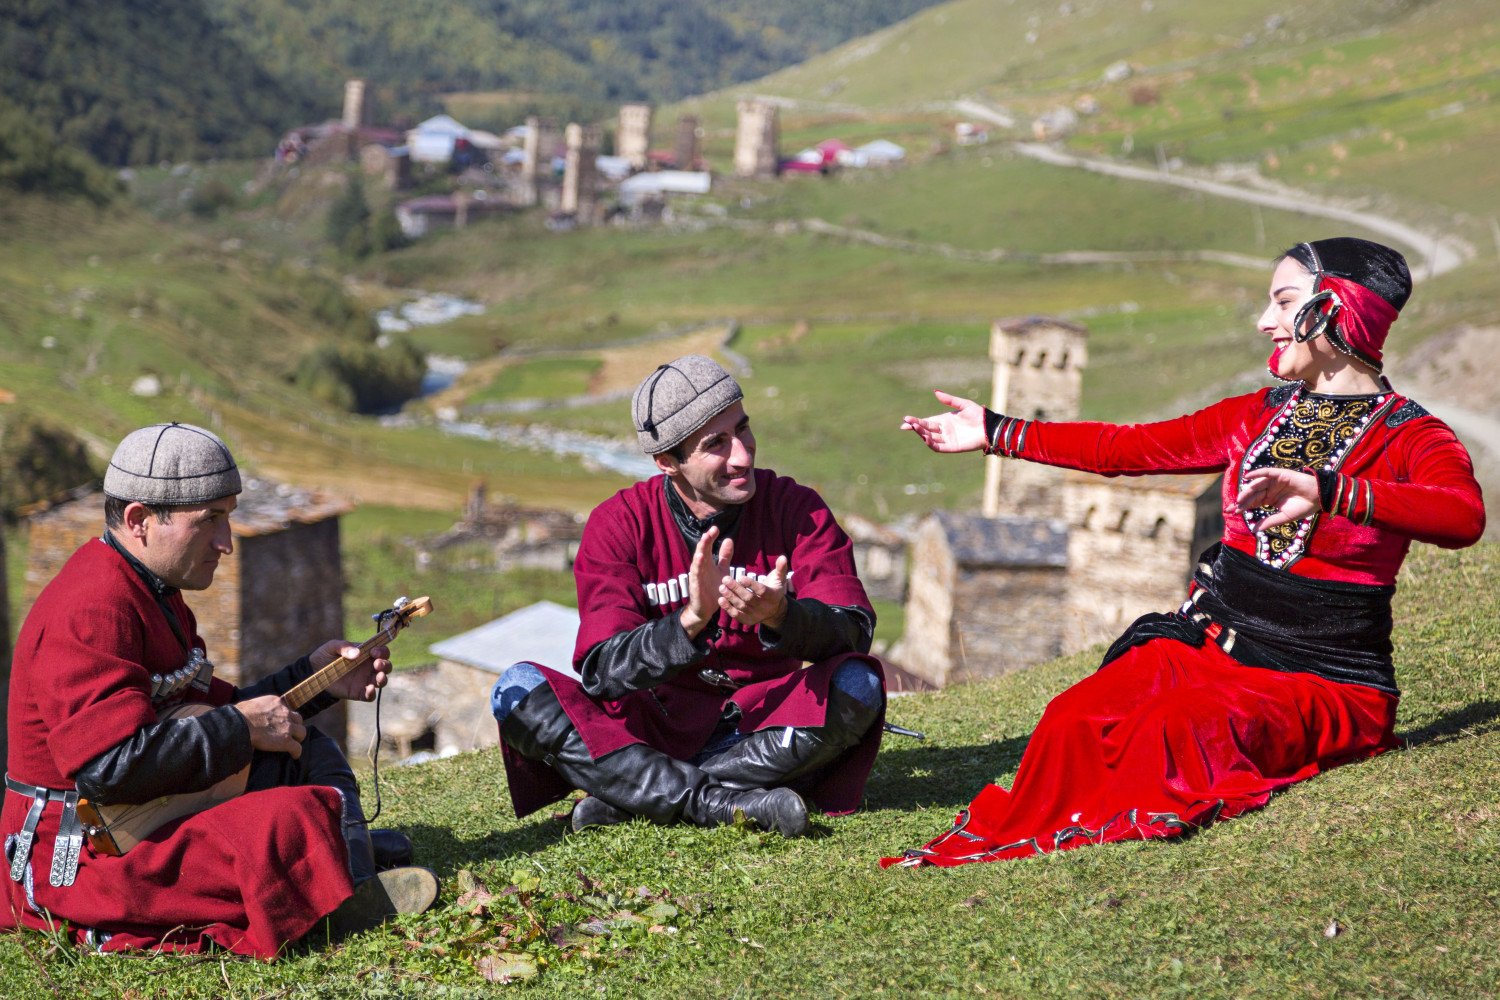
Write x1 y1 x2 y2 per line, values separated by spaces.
885 237 1484 868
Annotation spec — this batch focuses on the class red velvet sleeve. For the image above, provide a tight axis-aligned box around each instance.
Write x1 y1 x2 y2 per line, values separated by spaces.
1323 417 1485 548
571 500 657 669
780 487 871 612
39 603 163 780
1014 391 1263 477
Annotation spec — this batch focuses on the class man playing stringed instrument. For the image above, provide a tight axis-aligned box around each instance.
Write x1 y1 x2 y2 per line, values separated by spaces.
2 423 437 958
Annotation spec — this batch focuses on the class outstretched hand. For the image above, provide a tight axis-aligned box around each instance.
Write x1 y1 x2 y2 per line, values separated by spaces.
719 554 789 630
900 390 988 454
1236 467 1320 532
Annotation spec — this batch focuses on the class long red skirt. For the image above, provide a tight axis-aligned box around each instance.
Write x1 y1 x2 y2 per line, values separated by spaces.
881 638 1398 868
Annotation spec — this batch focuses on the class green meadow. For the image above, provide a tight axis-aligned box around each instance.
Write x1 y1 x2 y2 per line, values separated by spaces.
1 542 1492 997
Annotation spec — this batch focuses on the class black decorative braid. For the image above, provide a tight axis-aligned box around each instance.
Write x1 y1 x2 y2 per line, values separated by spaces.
1314 467 1339 512
1385 398 1430 428
1266 383 1299 408
1247 393 1380 564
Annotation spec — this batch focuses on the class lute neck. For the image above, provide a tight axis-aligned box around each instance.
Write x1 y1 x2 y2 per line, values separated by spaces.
284 624 399 711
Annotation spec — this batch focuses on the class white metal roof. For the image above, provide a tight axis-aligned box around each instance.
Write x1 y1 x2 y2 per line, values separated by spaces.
428 600 582 678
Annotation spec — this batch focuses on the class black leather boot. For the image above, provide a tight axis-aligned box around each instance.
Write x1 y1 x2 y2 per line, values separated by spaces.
501 685 809 837
570 796 632 831
699 686 881 791
370 829 415 870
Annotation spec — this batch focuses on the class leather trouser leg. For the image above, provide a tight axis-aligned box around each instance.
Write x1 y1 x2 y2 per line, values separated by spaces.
500 684 809 836
700 685 881 791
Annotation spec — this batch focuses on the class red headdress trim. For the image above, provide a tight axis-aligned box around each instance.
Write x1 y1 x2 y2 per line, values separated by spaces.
1320 274 1398 371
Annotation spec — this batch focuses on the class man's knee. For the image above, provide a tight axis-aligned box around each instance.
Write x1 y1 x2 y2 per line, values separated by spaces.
831 660 882 710
490 662 548 726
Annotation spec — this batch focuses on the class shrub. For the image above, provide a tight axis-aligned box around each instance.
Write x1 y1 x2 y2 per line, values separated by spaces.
186 177 237 218
0 412 98 519
0 101 120 205
294 336 426 414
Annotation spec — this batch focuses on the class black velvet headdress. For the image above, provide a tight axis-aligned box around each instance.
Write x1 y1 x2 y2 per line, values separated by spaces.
1284 237 1412 312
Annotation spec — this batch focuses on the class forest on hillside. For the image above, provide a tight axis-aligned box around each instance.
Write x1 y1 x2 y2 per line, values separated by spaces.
0 0 942 172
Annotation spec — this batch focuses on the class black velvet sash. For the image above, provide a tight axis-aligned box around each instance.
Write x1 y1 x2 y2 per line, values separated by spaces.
1101 543 1397 695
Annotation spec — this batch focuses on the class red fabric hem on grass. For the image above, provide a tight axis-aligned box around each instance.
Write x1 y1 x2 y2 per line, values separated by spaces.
881 637 1397 868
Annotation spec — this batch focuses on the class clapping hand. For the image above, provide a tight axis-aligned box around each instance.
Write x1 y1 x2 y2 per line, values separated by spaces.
719 554 789 630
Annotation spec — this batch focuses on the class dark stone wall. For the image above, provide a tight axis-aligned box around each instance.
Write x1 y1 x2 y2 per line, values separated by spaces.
234 519 347 744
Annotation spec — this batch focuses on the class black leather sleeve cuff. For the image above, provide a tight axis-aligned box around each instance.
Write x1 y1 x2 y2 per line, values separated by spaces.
578 613 713 701
75 704 253 805
759 599 875 660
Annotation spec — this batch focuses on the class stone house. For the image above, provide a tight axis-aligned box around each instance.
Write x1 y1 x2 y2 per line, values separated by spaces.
842 513 909 605
415 484 584 574
896 512 1069 687
1063 470 1224 649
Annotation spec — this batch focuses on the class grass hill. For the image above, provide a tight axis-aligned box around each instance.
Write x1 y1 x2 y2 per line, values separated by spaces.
1 540 1492 996
676 0 1500 239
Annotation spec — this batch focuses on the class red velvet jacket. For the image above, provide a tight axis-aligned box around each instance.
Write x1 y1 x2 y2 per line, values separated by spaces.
502 469 885 818
1000 386 1484 585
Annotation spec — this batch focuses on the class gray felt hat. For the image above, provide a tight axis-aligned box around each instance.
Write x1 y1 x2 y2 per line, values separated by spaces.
632 355 743 455
103 422 242 504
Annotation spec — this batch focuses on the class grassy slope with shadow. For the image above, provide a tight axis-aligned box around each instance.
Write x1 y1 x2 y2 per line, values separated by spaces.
2 541 1492 997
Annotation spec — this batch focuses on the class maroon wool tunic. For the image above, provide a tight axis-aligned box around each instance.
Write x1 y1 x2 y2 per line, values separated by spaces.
2 540 353 958
502 468 885 818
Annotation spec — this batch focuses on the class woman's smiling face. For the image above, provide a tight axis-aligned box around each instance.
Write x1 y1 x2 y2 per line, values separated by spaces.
1258 255 1328 382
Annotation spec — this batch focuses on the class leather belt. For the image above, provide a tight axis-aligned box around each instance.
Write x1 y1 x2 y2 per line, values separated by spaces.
5 774 83 887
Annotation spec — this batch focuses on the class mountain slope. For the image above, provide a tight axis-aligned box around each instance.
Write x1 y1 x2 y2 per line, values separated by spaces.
0 0 311 166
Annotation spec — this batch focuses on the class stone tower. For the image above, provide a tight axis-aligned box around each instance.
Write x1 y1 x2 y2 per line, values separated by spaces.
674 116 701 171
521 116 558 207
981 316 1088 517
617 103 653 171
733 100 780 179
342 79 366 130
561 123 600 218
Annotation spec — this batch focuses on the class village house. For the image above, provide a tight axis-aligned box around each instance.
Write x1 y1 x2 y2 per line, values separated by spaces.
415 483 585 574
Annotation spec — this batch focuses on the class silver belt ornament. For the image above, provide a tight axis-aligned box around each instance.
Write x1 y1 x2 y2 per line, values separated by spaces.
5 775 83 887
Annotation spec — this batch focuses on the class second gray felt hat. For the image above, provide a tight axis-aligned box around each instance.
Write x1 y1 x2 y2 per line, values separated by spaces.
103 422 242 505
632 355 743 455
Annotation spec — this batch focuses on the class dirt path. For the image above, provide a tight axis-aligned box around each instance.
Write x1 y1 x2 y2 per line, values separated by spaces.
952 100 1474 280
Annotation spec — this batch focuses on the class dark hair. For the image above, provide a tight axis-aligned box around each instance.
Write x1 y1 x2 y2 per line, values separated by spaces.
104 495 177 530
1279 237 1412 312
